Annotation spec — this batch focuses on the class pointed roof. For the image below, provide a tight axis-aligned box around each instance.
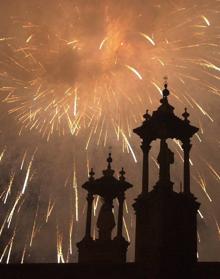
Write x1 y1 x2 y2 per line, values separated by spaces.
133 84 199 142
82 153 133 200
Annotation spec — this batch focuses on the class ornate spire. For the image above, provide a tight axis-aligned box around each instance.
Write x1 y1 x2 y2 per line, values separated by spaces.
103 153 114 176
89 168 95 181
162 76 170 98
159 81 174 113
182 107 190 123
119 167 126 181
143 110 151 121
159 77 173 112
162 83 170 98
107 153 112 169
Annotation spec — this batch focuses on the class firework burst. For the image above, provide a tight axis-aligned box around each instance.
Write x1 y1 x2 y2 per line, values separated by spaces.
0 0 220 263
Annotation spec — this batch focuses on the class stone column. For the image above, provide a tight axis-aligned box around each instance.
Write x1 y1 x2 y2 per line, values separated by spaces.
182 138 192 194
117 193 125 238
85 192 94 239
141 141 151 193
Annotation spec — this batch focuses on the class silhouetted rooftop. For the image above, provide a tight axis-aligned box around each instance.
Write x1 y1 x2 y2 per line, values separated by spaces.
1 262 220 279
82 153 132 199
133 84 199 142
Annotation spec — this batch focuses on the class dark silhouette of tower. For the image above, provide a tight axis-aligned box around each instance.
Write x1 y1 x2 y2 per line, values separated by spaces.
77 153 132 263
133 82 200 277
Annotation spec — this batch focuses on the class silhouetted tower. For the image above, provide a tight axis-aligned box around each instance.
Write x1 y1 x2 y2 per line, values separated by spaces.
133 82 200 275
77 153 132 263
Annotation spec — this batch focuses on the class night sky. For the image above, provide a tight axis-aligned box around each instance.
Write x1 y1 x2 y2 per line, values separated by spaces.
0 0 219 263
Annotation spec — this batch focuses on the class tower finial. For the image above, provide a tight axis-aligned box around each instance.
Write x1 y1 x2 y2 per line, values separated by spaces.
107 152 112 169
182 107 190 123
162 76 170 98
143 110 151 121
119 167 126 181
89 168 95 181
103 152 114 176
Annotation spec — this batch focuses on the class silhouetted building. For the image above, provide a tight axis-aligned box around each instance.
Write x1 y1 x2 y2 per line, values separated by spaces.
77 153 132 263
133 83 200 277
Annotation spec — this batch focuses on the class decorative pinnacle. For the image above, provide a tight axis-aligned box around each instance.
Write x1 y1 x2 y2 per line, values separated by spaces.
107 153 112 169
143 110 151 121
182 107 190 123
89 168 95 181
103 153 114 176
119 167 126 181
162 82 170 98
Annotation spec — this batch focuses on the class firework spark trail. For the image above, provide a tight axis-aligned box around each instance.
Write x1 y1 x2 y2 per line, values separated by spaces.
0 217 8 237
46 198 55 223
214 217 220 239
123 217 130 242
119 128 137 163
22 148 37 194
20 150 27 170
99 37 108 50
152 82 163 96
29 199 40 248
0 148 6 162
0 229 16 263
72 164 79 222
21 242 27 264
6 194 22 229
0 242 10 263
151 156 159 169
201 15 211 27
69 216 74 255
124 200 129 214
207 163 220 181
193 174 212 202
6 231 15 264
3 172 15 204
56 229 65 264
198 210 204 219
93 196 100 217
139 32 156 46
125 65 143 80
